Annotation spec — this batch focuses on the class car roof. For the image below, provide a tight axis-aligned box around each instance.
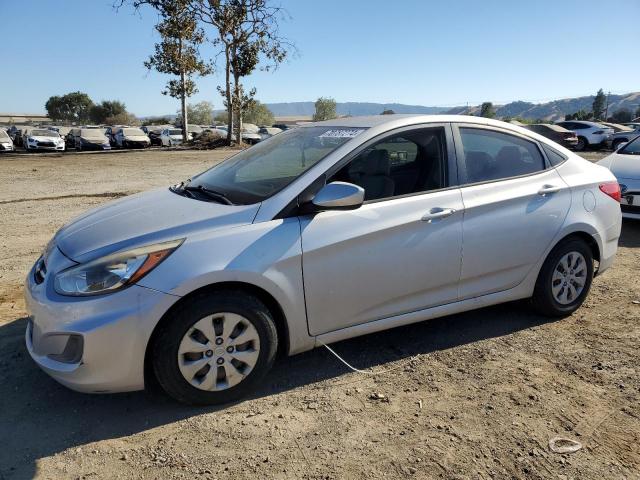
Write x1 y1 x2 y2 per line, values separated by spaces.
302 114 541 131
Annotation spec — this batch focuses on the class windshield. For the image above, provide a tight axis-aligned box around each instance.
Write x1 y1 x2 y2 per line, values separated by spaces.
30 129 58 137
620 136 640 155
123 128 145 136
169 129 182 135
80 129 105 139
188 126 366 204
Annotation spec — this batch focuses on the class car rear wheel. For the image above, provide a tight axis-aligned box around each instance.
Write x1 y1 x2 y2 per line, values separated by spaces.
612 139 625 151
531 238 593 317
574 136 588 151
152 290 278 405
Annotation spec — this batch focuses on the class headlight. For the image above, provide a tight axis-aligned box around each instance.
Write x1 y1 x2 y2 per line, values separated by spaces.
28 138 37 143
54 239 183 296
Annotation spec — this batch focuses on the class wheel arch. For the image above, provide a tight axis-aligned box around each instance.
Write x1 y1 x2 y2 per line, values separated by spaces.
143 281 290 389
550 230 601 263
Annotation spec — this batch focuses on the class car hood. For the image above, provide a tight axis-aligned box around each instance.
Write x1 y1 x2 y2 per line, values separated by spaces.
124 135 149 142
598 153 640 180
81 136 108 143
54 187 260 262
28 136 60 142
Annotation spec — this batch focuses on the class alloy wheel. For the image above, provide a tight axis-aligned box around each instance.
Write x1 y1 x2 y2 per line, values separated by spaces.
177 313 260 391
551 251 587 305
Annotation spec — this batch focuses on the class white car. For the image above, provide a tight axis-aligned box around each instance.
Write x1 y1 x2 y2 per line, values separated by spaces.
24 129 65 152
0 129 14 151
555 121 614 151
161 128 184 146
113 127 151 149
25 115 621 405
241 123 262 145
598 136 640 219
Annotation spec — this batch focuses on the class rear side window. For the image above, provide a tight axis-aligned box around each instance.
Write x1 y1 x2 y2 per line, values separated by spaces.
459 128 545 184
542 144 567 166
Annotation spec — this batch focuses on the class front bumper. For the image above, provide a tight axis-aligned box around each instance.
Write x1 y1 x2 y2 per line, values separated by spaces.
24 252 179 393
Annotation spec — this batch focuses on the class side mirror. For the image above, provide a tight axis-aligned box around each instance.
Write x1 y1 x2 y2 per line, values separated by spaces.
312 181 364 210
617 142 628 151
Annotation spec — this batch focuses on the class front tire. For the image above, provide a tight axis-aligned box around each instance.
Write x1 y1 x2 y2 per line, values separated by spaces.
152 290 278 405
531 238 594 317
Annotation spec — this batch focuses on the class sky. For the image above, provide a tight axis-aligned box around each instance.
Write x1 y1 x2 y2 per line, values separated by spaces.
1 0 639 116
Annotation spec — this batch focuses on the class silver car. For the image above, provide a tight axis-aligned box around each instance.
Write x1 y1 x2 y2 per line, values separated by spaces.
25 115 622 404
598 135 640 220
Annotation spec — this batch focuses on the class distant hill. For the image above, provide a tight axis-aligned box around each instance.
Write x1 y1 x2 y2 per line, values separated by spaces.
264 102 448 117
445 92 640 121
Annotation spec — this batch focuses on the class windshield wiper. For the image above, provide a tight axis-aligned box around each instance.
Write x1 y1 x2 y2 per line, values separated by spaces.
182 184 234 205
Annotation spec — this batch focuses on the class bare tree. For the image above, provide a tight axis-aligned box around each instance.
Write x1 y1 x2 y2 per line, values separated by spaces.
192 0 293 144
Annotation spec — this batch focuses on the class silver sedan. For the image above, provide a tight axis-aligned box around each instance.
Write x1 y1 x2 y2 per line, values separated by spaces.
25 115 622 404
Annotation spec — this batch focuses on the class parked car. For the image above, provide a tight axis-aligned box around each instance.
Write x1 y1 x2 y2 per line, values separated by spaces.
272 123 292 131
623 123 640 130
160 128 184 146
0 129 14 152
71 128 112 151
112 127 150 148
523 124 578 149
611 126 640 151
23 129 65 152
10 127 24 146
555 121 614 151
258 126 283 141
598 136 640 219
105 125 128 145
188 125 203 140
240 123 262 144
24 115 621 405
599 122 633 133
146 127 164 146
65 128 81 149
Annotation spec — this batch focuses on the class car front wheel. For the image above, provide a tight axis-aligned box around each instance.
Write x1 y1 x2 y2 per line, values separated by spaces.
531 238 593 317
152 290 278 405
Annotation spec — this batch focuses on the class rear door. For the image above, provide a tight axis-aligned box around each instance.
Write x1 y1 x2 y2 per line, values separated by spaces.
453 124 571 299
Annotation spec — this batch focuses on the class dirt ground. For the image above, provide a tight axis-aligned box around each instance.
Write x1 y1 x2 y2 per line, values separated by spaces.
1 148 639 480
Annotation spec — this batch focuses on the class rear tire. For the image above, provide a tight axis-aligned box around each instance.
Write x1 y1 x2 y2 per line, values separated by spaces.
531 238 594 317
574 137 588 151
152 290 278 405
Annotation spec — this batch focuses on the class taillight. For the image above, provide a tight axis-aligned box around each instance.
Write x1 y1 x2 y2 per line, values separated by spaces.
599 182 621 202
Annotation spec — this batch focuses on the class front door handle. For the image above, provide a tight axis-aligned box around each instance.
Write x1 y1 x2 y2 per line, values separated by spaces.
538 184 562 196
421 207 457 222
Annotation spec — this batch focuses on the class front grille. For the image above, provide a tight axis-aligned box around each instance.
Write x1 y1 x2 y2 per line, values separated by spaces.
36 141 55 147
34 257 47 284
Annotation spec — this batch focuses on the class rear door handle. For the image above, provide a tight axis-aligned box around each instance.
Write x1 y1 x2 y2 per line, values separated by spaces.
421 207 457 222
538 184 562 196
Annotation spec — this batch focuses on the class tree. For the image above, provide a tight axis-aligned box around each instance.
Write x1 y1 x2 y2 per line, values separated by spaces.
243 100 274 125
610 108 633 123
566 109 592 121
177 101 215 125
313 97 337 121
479 102 495 119
105 112 140 125
193 0 293 144
89 100 127 124
45 91 93 124
131 0 212 142
592 88 606 121
381 109 395 115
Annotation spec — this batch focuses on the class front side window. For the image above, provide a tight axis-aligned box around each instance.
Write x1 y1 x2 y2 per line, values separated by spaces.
190 126 366 204
328 127 447 201
459 127 545 184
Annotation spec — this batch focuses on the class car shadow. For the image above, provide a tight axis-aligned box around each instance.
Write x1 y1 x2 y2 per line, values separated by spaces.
0 301 556 479
619 219 640 248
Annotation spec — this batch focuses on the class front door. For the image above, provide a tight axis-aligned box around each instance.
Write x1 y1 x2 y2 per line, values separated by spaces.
301 125 464 336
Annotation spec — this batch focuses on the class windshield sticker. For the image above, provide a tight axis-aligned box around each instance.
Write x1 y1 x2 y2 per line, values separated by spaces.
319 129 364 138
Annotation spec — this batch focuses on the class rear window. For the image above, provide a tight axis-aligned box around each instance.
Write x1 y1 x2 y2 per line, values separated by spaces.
542 144 567 166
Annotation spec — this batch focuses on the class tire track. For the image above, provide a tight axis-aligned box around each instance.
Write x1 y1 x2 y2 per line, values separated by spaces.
0 191 132 205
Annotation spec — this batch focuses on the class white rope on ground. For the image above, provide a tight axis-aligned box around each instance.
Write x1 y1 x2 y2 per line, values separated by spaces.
319 340 420 376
